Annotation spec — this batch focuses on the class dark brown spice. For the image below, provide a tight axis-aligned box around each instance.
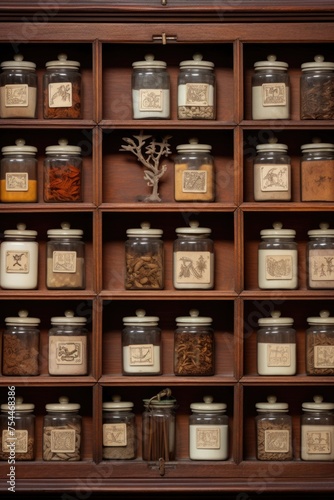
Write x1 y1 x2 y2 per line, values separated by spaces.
301 79 334 119
174 332 214 375
125 252 163 290
2 332 39 375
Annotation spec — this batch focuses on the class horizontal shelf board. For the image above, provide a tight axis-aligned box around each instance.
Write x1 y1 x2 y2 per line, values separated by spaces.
0 376 97 386
0 119 96 129
241 120 334 129
100 120 237 130
0 290 97 299
99 290 238 300
99 375 237 386
0 203 97 212
241 375 334 385
99 203 237 212
241 290 334 299
241 202 334 211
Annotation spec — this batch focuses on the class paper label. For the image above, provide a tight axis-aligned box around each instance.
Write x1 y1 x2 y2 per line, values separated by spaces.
259 164 289 192
50 428 75 453
128 344 154 366
314 345 334 368
306 429 331 455
265 254 293 280
5 172 29 191
139 89 163 111
262 83 287 106
185 83 211 107
310 255 334 281
56 340 83 365
175 251 212 284
5 84 28 107
103 423 127 447
2 429 28 453
196 427 220 449
264 429 289 453
6 250 29 273
48 82 72 108
182 170 207 193
267 343 291 366
52 251 77 273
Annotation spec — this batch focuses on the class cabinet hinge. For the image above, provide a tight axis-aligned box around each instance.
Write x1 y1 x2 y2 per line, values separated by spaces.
152 33 178 45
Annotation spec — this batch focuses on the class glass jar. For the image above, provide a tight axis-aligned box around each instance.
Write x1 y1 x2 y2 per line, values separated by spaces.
43 396 81 461
306 310 334 375
301 395 334 461
125 221 164 290
43 53 81 119
131 53 170 119
307 222 334 289
173 220 214 289
2 310 40 376
174 137 215 202
122 309 161 375
174 309 214 376
142 388 177 461
253 138 291 201
102 395 136 460
189 396 228 460
301 140 334 201
0 54 37 118
1 138 38 202
44 138 82 202
0 396 35 461
258 221 298 290
0 223 38 289
46 222 85 289
300 55 334 120
251 54 290 120
48 310 88 376
257 310 296 376
178 53 216 120
255 395 293 461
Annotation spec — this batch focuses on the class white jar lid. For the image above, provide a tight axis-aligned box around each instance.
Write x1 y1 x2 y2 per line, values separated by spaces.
256 137 288 153
1 396 34 413
47 222 83 239
45 138 81 155
175 220 211 235
5 309 40 327
45 396 80 412
258 310 294 327
132 53 167 69
256 395 288 412
260 221 295 239
254 54 288 71
301 137 334 153
307 222 334 238
45 53 80 69
122 308 159 326
301 54 334 71
190 395 226 413
1 53 36 71
2 138 37 156
302 395 334 411
103 395 134 411
176 137 212 154
307 309 334 325
176 308 212 326
4 222 37 239
126 221 163 238
51 310 87 326
179 53 214 70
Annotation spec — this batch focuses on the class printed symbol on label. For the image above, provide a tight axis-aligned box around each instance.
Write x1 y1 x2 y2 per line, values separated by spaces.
185 83 209 106
267 344 291 367
260 166 288 192
264 429 289 453
51 428 76 453
53 251 77 273
265 255 292 280
310 256 334 281
56 341 82 365
182 170 207 193
314 345 334 368
48 82 72 108
306 430 331 454
103 423 127 447
139 89 163 111
5 84 28 107
5 172 28 191
262 83 286 106
6 250 29 274
196 427 220 449
129 344 154 366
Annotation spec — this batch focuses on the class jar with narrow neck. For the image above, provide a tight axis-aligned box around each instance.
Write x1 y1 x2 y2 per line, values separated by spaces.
301 395 334 461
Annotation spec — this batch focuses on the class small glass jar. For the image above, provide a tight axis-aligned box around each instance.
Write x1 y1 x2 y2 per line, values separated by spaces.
174 309 214 376
174 137 215 202
43 396 81 461
0 54 37 118
178 53 216 120
122 309 161 375
301 395 334 461
1 138 38 202
131 53 170 119
44 138 82 202
306 310 334 375
189 396 228 460
307 222 334 289
0 396 35 461
257 311 296 376
301 140 334 201
173 220 214 289
253 138 291 201
48 310 88 376
46 222 85 289
251 54 290 120
142 388 177 461
125 221 164 290
2 310 40 376
255 395 293 461
43 53 81 119
0 223 38 289
301 55 334 120
258 221 298 290
102 395 136 460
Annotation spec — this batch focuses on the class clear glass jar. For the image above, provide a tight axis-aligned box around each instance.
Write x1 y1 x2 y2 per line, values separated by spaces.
48 310 88 376
251 54 290 120
125 221 164 290
0 54 37 118
1 138 38 202
189 396 228 460
173 220 214 289
307 222 334 289
43 53 81 119
174 137 215 202
174 309 214 376
301 55 334 120
306 310 334 375
257 310 296 376
178 53 216 120
2 310 40 376
142 389 177 461
43 396 81 461
301 395 334 461
122 309 161 375
0 396 35 461
102 395 136 460
44 138 82 202
255 395 293 461
46 222 85 289
258 221 298 290
131 53 170 119
301 140 334 201
0 223 38 289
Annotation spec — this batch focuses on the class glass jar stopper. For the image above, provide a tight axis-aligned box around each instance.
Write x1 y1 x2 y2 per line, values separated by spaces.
260 221 296 238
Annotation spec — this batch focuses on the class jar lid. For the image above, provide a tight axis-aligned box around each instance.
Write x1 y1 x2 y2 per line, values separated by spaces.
45 138 81 155
256 395 288 412
103 395 134 411
301 137 334 153
1 138 37 156
1 53 36 71
122 308 159 326
256 137 288 153
4 222 37 239
307 222 334 238
302 395 334 411
179 53 214 70
5 309 40 327
176 308 212 326
260 221 296 239
1 396 34 413
301 54 334 71
258 310 294 327
176 137 212 154
190 395 226 413
47 222 83 239
132 53 167 69
126 221 163 238
175 220 211 235
307 309 334 325
50 310 87 326
45 53 80 69
143 388 176 409
45 396 80 412
254 54 288 70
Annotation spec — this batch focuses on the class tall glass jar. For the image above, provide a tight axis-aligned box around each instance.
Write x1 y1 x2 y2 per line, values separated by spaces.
102 395 136 459
189 396 228 460
174 138 215 202
174 309 214 376
178 53 216 120
301 141 334 201
0 54 37 118
258 221 298 290
2 310 40 376
301 395 334 461
301 55 334 120
306 310 334 375
131 54 170 119
173 220 214 289
307 222 334 289
43 396 81 461
251 54 290 120
255 395 293 461
0 396 35 461
125 221 164 290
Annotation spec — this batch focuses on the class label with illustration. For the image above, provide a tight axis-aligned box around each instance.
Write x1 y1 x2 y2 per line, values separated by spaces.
184 83 212 107
5 84 28 107
6 250 29 274
139 89 163 112
175 251 212 284
103 423 127 447
128 344 154 366
314 345 334 368
309 255 334 282
196 427 220 449
50 428 76 453
267 343 291 366
306 429 331 455
265 254 292 280
52 251 77 273
56 339 84 365
5 172 29 192
259 164 289 192
48 82 72 108
262 83 287 106
182 170 207 193
264 429 289 453
2 429 28 453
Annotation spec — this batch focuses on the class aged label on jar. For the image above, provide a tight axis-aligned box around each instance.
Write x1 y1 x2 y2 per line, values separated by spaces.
55 339 84 365
178 83 215 119
265 254 292 280
264 429 289 453
5 172 28 191
49 335 87 375
267 343 291 366
2 429 28 453
103 423 127 447
196 427 220 449
262 83 287 106
309 254 334 282
52 251 77 273
48 82 72 108
182 169 207 193
4 84 29 107
139 89 163 112
305 428 331 455
184 83 212 107
301 160 334 201
128 344 154 366
314 345 334 368
259 165 289 192
6 250 29 273
50 428 76 453
174 251 212 285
